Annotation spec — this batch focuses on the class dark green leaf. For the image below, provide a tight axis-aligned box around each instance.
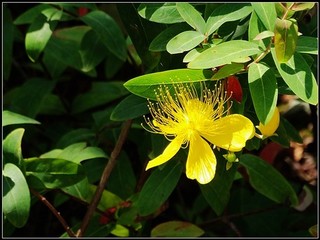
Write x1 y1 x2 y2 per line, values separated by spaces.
251 3 277 31
239 154 299 206
188 40 261 69
248 62 278 124
274 18 298 63
56 128 96 148
25 158 86 189
272 49 318 105
38 94 67 115
212 63 244 80
248 11 269 50
110 94 149 121
151 221 204 237
138 3 184 24
13 4 53 25
3 128 25 166
206 3 252 36
176 3 206 34
296 36 318 55
280 116 303 143
200 152 237 215
3 163 30 228
167 30 206 54
138 160 183 216
124 69 213 100
3 110 40 127
81 10 127 61
3 7 14 80
72 81 129 114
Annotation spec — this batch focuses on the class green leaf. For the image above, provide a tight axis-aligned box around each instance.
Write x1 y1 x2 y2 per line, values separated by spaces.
149 23 191 52
110 94 149 121
138 160 183 216
3 6 14 80
151 221 204 237
280 116 303 143
248 62 278 124
271 49 318 105
206 3 252 36
138 3 184 24
212 63 244 80
3 128 25 166
25 158 86 189
72 81 129 114
253 30 274 40
40 142 108 164
43 50 67 78
13 4 53 25
296 36 318 55
251 2 277 31
176 3 206 34
274 18 298 63
38 94 67 115
291 2 315 11
167 30 206 54
3 163 30 228
183 48 206 63
81 10 127 61
124 69 213 100
188 40 261 69
111 224 129 237
248 11 269 50
3 110 40 127
239 154 299 206
199 153 237 215
56 128 96 148
25 9 62 62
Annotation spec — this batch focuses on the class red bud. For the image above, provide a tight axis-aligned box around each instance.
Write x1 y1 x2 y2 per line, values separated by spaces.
226 75 243 103
78 7 89 17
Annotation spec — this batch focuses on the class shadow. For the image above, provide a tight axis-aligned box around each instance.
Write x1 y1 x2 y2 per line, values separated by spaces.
138 3 166 20
3 176 15 197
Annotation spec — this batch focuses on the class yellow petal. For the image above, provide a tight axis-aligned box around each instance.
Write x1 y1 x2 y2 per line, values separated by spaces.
186 133 216 184
145 135 184 170
201 114 255 152
257 107 280 137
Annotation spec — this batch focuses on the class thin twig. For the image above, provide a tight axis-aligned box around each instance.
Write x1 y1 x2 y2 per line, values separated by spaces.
30 188 76 237
76 119 132 237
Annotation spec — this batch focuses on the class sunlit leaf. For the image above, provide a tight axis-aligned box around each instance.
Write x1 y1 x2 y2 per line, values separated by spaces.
296 36 318 55
167 31 206 54
176 3 206 34
251 2 277 31
3 110 40 127
3 128 25 166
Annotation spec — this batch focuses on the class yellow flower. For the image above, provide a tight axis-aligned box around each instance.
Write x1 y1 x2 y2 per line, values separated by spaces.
256 107 280 139
143 82 255 184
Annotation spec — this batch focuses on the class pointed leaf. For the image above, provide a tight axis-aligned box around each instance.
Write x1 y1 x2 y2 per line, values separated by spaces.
3 110 40 127
206 3 252 36
212 63 244 80
151 221 204 237
248 62 278 124
274 18 298 63
81 10 127 61
124 69 213 100
176 3 206 34
251 3 277 31
239 154 299 206
253 30 274 40
3 163 30 228
13 4 53 25
167 31 206 54
271 49 318 105
3 128 25 166
138 160 183 216
188 40 261 69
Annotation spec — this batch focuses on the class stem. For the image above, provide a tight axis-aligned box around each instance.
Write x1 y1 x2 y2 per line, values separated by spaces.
76 119 132 237
30 188 76 237
282 3 295 20
246 42 272 70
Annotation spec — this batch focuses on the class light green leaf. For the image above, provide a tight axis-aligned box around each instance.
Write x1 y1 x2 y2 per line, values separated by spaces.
239 154 299 206
3 110 40 127
25 158 86 189
138 3 184 24
25 9 62 62
274 18 298 63
151 221 204 237
248 62 278 124
111 224 129 237
296 36 318 55
206 3 252 36
253 30 274 40
251 2 277 31
272 49 318 105
183 48 206 63
167 30 206 54
212 63 244 80
81 10 127 61
3 163 30 228
110 94 149 121
248 11 269 50
124 69 213 100
176 3 206 34
188 40 261 69
138 160 183 216
3 128 25 166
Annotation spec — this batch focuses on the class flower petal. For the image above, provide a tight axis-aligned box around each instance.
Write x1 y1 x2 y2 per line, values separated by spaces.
186 133 216 184
201 114 255 152
257 107 280 137
145 135 184 170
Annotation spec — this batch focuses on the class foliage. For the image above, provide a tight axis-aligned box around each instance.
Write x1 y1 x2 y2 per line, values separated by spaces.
2 2 318 237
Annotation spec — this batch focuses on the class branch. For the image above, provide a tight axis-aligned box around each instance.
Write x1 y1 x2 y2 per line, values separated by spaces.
30 188 76 237
76 119 132 237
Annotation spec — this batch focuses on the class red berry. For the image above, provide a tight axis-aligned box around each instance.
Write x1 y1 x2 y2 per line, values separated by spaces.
227 75 243 103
